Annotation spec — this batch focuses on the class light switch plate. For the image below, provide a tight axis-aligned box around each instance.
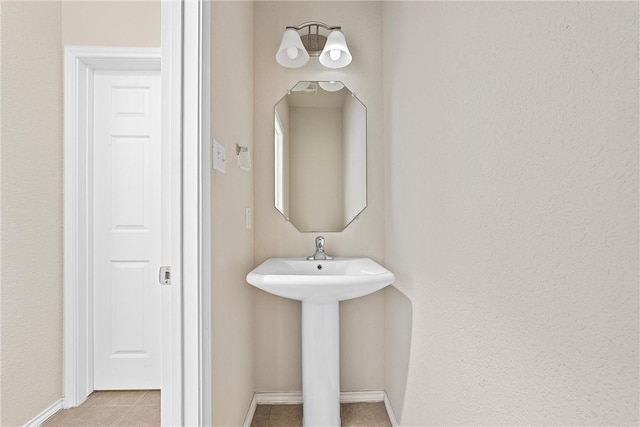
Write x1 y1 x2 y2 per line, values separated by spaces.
212 138 226 173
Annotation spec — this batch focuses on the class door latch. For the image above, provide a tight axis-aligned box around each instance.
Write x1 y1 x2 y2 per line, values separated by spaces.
159 266 171 285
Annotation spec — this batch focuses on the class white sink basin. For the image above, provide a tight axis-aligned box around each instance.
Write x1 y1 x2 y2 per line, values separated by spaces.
246 256 395 426
246 257 395 302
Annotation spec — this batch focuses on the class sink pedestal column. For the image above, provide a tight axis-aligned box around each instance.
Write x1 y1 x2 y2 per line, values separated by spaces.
301 299 341 427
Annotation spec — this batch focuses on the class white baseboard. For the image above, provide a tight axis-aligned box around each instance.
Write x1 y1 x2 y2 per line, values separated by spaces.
242 394 258 427
244 391 398 426
243 392 304 426
340 390 385 403
23 398 64 427
383 391 399 427
256 391 303 404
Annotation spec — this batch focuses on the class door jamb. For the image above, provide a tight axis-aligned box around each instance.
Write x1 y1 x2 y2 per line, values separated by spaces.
161 0 212 424
63 46 162 408
161 1 184 424
181 0 212 424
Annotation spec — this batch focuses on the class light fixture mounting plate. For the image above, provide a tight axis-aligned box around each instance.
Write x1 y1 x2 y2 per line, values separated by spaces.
300 34 327 57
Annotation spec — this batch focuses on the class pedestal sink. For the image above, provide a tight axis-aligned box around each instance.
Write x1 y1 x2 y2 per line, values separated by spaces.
246 257 395 427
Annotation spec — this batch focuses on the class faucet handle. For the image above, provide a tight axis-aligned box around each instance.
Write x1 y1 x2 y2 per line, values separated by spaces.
308 236 331 260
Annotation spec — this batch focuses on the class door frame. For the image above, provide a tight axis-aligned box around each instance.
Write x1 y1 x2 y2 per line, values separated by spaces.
180 0 212 425
63 46 163 410
169 0 212 425
63 2 211 424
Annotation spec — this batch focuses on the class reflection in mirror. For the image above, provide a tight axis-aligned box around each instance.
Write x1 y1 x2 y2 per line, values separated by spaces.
274 81 366 232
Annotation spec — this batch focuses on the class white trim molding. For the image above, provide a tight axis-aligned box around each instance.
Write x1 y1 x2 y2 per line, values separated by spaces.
242 394 258 427
63 46 161 408
180 0 212 424
160 1 184 424
23 398 64 427
256 392 303 405
383 391 399 427
341 390 386 403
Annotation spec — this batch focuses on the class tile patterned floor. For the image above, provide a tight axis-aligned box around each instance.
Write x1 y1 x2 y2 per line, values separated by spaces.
250 402 392 427
43 391 391 427
43 390 160 427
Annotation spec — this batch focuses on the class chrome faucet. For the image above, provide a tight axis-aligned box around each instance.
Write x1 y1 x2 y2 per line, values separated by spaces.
307 236 332 260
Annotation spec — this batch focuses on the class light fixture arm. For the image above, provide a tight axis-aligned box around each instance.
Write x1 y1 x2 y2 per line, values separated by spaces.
281 22 343 58
285 21 341 32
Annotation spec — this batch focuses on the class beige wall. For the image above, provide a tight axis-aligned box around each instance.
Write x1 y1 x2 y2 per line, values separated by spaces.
61 1 160 47
383 2 639 425
253 1 385 392
210 2 255 425
289 106 344 231
0 1 159 424
0 3 63 425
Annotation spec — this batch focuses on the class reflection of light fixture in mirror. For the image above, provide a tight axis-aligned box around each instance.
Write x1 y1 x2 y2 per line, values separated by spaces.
276 22 352 69
291 81 318 93
318 81 345 92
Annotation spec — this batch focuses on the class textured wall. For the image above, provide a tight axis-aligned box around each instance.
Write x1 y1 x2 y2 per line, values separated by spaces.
210 2 256 425
253 2 385 393
0 2 160 424
61 1 160 47
0 2 63 425
383 2 639 425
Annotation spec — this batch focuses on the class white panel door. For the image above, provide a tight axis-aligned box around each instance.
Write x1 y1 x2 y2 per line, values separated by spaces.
93 70 162 390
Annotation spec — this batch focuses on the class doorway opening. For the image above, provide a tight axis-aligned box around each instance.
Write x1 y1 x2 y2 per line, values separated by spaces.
63 46 164 408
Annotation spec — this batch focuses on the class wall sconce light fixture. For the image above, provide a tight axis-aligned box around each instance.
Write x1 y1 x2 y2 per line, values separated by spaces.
276 21 352 69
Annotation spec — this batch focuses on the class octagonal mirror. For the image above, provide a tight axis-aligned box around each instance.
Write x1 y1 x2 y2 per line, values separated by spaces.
274 81 367 232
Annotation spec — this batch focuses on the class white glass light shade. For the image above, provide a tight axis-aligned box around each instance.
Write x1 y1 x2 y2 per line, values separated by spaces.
319 30 352 69
318 81 344 92
276 29 310 68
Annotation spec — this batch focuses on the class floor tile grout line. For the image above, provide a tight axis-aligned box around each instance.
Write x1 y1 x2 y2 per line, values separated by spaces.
112 404 137 426
266 404 272 427
132 390 148 406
